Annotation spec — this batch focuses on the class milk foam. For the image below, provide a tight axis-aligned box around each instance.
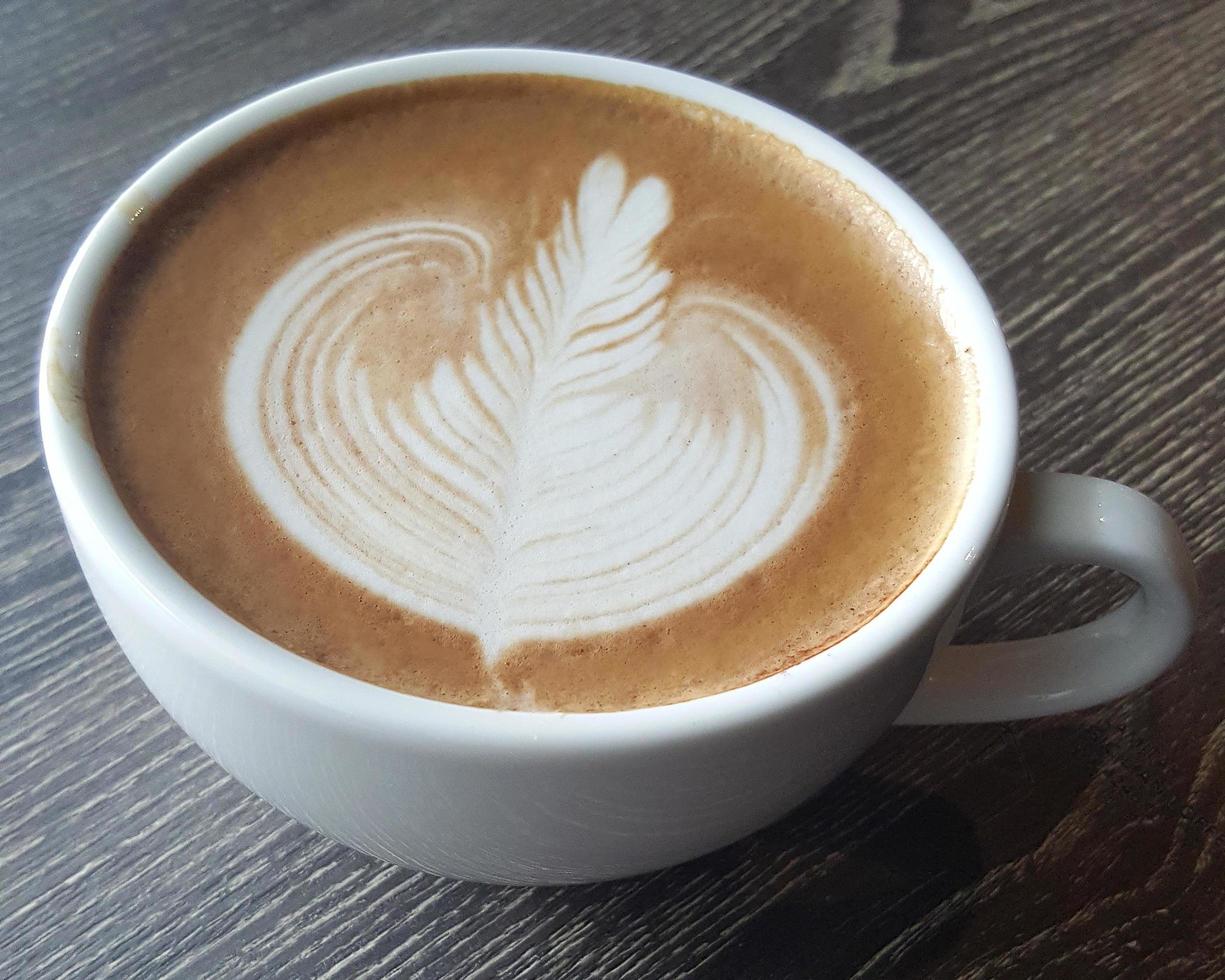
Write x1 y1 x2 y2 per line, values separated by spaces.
225 154 843 663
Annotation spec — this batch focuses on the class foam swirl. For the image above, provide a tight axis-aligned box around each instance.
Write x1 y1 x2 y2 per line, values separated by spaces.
225 155 842 663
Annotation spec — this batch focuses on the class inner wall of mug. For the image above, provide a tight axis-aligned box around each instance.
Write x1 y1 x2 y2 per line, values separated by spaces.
40 49 1017 726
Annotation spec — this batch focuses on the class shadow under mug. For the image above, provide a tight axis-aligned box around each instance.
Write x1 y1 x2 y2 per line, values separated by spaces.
39 49 1198 885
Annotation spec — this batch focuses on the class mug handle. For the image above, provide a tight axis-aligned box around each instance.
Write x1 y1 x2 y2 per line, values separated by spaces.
897 471 1197 724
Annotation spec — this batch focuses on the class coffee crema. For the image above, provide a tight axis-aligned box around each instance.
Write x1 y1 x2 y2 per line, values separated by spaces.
86 74 975 711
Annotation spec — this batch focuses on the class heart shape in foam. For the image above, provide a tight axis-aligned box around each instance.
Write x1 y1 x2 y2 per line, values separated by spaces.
225 155 843 663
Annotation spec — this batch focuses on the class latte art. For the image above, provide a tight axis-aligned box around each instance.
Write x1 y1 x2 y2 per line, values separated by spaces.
89 76 973 709
225 155 842 661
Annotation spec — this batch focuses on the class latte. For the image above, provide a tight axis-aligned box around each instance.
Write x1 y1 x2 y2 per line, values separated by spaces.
85 74 975 711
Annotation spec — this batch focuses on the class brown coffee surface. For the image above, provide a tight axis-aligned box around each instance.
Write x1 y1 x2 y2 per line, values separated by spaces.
85 74 975 711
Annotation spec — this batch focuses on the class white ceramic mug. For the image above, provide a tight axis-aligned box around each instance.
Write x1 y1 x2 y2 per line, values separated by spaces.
40 49 1198 885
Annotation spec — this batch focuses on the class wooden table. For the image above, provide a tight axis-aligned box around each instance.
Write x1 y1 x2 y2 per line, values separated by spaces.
3 1 1223 976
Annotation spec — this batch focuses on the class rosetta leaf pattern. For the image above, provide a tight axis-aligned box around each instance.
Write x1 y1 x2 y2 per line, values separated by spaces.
225 154 840 664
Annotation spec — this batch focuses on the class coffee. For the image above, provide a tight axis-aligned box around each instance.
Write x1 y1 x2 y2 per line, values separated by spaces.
85 74 975 711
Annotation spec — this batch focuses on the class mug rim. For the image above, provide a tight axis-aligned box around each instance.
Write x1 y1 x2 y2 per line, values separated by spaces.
39 47 1017 752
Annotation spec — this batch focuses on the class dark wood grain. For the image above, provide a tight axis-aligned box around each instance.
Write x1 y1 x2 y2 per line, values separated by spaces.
2 0 1223 976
